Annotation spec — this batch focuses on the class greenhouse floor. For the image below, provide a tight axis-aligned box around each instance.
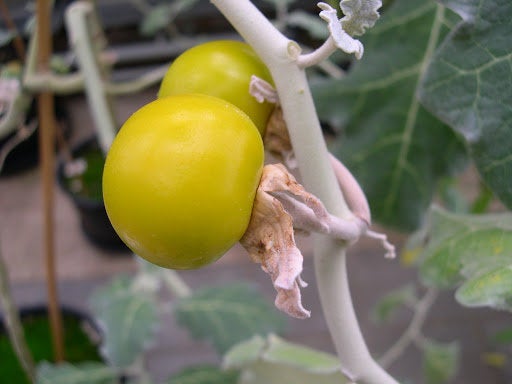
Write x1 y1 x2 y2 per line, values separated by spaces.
1 90 511 383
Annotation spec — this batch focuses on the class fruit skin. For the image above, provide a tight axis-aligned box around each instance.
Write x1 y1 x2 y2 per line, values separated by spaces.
103 94 264 269
158 40 274 134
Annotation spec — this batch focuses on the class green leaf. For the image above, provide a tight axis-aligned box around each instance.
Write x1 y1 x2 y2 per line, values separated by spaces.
50 56 72 75
36 362 117 384
139 0 199 36
438 0 480 20
371 284 417 323
418 206 512 289
140 5 173 36
422 340 459 384
173 283 286 354
89 276 159 367
340 0 382 36
222 335 267 368
287 11 330 40
263 0 296 8
455 266 512 310
167 365 239 384
491 327 512 345
262 335 341 374
223 335 347 384
419 0 512 209
438 177 470 214
312 0 466 230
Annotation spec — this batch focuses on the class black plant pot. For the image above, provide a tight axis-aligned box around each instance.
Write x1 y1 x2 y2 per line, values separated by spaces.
70 194 128 252
0 122 39 176
0 304 102 384
57 137 128 252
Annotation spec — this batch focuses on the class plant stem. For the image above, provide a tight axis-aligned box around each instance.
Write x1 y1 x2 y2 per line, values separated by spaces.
297 37 337 69
105 64 168 95
161 270 192 299
379 287 438 369
64 1 117 154
0 93 32 140
0 240 36 383
23 31 84 94
210 1 397 383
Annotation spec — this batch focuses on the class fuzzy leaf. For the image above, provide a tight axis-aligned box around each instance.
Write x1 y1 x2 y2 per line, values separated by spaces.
139 4 173 36
262 335 341 374
174 283 286 354
89 277 158 367
419 0 512 210
419 206 512 289
223 336 267 368
422 340 459 384
287 10 330 39
167 365 239 384
36 362 117 384
139 0 199 36
439 0 480 20
223 335 347 384
312 0 466 230
455 266 512 310
371 285 417 323
340 0 382 36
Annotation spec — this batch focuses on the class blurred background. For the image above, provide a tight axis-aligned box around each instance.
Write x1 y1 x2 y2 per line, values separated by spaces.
1 1 511 383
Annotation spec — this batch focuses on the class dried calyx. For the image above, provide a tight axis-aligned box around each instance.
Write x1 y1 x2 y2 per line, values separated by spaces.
240 102 395 319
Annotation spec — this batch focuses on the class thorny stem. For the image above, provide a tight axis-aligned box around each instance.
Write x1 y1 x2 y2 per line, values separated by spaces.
0 241 36 382
379 287 439 369
210 1 397 383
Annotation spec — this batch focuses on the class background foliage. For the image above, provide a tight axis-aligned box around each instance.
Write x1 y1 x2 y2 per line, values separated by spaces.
313 0 512 231
2 0 511 383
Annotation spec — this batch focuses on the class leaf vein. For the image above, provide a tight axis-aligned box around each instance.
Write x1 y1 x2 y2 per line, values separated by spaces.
383 4 446 216
372 2 435 34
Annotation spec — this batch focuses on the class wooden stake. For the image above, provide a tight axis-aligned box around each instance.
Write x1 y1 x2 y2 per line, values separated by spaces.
36 0 64 362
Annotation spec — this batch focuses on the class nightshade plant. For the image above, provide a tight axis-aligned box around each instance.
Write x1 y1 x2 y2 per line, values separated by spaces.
2 0 512 383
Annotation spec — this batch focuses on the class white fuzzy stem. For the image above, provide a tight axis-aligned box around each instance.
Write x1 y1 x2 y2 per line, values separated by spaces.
379 288 438 368
65 2 117 154
297 37 337 69
210 1 397 383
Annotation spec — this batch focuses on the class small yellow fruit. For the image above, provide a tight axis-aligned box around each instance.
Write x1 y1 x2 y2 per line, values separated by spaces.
103 94 264 269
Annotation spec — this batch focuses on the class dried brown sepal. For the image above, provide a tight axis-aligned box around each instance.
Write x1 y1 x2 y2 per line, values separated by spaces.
240 163 310 319
264 107 369 226
240 163 376 319
263 106 297 167
249 75 279 104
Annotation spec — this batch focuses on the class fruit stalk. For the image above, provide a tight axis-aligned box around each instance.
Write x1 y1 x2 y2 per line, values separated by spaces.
210 1 397 383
